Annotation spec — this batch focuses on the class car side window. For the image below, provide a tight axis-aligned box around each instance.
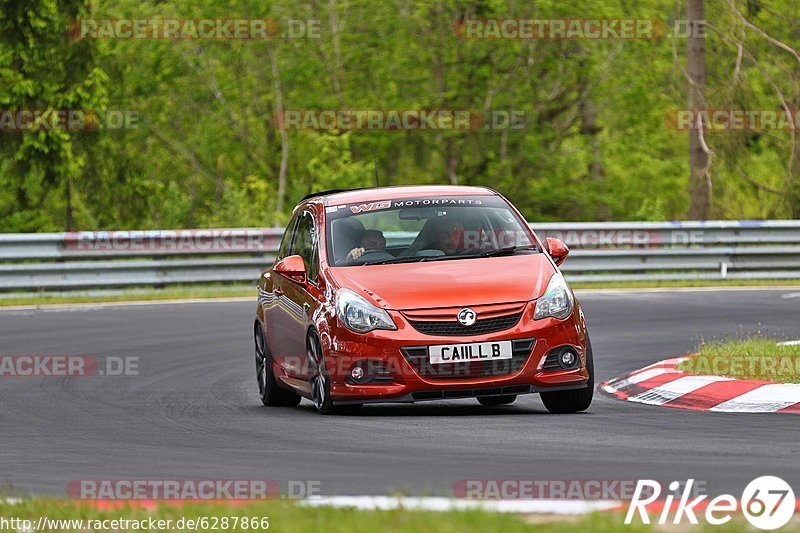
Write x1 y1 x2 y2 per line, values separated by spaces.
277 215 298 261
290 211 319 283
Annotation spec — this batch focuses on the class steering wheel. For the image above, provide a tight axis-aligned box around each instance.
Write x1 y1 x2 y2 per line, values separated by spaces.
351 249 395 264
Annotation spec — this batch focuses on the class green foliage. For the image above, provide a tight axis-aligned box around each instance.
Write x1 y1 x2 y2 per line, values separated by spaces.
1 0 798 231
307 133 373 192
0 497 658 533
0 0 109 230
682 336 800 383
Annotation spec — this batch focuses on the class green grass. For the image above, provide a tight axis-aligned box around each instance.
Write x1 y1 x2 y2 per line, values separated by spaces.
0 498 770 532
681 337 800 383
0 285 255 307
570 278 800 290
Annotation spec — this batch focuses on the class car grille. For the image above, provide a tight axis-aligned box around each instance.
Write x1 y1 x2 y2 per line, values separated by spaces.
407 312 523 336
400 338 535 380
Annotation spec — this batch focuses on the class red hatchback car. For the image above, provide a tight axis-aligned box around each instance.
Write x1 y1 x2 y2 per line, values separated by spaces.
254 186 593 414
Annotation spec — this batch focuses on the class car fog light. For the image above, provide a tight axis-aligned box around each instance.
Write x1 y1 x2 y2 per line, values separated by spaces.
350 366 365 380
559 350 577 368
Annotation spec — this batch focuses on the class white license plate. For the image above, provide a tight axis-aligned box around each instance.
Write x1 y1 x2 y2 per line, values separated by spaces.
429 341 513 365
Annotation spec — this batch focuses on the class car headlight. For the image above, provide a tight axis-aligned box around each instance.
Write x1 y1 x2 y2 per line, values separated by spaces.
336 289 397 333
533 273 574 320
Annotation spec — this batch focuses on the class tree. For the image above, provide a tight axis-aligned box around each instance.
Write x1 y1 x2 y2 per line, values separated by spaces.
0 0 109 231
686 0 711 219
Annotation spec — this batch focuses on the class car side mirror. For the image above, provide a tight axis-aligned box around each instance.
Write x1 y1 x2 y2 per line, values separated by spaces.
545 237 569 266
274 254 307 284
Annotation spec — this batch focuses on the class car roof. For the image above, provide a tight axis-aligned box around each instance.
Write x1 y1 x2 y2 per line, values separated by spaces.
303 185 497 207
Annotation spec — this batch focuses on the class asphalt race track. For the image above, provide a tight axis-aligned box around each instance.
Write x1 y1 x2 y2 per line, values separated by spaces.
1 288 798 498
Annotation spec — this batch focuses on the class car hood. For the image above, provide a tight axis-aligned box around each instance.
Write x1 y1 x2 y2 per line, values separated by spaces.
329 253 555 310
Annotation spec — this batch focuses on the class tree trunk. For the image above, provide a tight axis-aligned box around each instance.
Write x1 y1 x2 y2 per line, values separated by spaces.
788 76 800 217
328 0 345 102
215 154 225 205
65 175 74 231
687 0 711 219
445 137 459 185
578 53 604 183
789 132 800 217
269 47 289 215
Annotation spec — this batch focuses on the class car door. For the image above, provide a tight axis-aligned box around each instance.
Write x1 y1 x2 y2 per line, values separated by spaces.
280 209 324 379
262 213 298 365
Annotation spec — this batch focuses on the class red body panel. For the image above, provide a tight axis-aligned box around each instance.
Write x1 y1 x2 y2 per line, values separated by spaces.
256 185 590 405
328 254 552 310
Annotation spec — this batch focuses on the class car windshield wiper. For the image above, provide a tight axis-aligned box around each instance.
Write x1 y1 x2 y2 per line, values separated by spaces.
460 245 537 259
360 246 537 265
360 256 434 266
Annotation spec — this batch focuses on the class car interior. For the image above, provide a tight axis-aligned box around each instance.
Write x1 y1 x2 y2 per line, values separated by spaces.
329 207 535 266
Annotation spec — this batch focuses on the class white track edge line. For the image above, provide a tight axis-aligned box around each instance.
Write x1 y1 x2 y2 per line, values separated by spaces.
299 496 621 514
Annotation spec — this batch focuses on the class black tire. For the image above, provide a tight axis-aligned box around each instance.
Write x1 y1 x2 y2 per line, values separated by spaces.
477 395 517 406
308 331 362 415
540 337 594 414
255 322 301 407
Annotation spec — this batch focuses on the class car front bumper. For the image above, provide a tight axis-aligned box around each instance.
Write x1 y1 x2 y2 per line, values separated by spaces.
322 300 590 404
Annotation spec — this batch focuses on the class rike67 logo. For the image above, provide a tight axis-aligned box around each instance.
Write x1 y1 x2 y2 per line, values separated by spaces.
626 477 795 530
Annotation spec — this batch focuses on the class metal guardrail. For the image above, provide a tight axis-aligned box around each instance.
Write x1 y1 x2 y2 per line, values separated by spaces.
0 221 799 290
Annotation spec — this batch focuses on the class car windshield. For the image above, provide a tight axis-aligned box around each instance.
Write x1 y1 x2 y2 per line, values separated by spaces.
325 195 539 266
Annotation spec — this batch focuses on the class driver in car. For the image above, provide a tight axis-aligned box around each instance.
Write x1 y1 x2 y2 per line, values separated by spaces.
346 230 387 263
430 218 464 255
